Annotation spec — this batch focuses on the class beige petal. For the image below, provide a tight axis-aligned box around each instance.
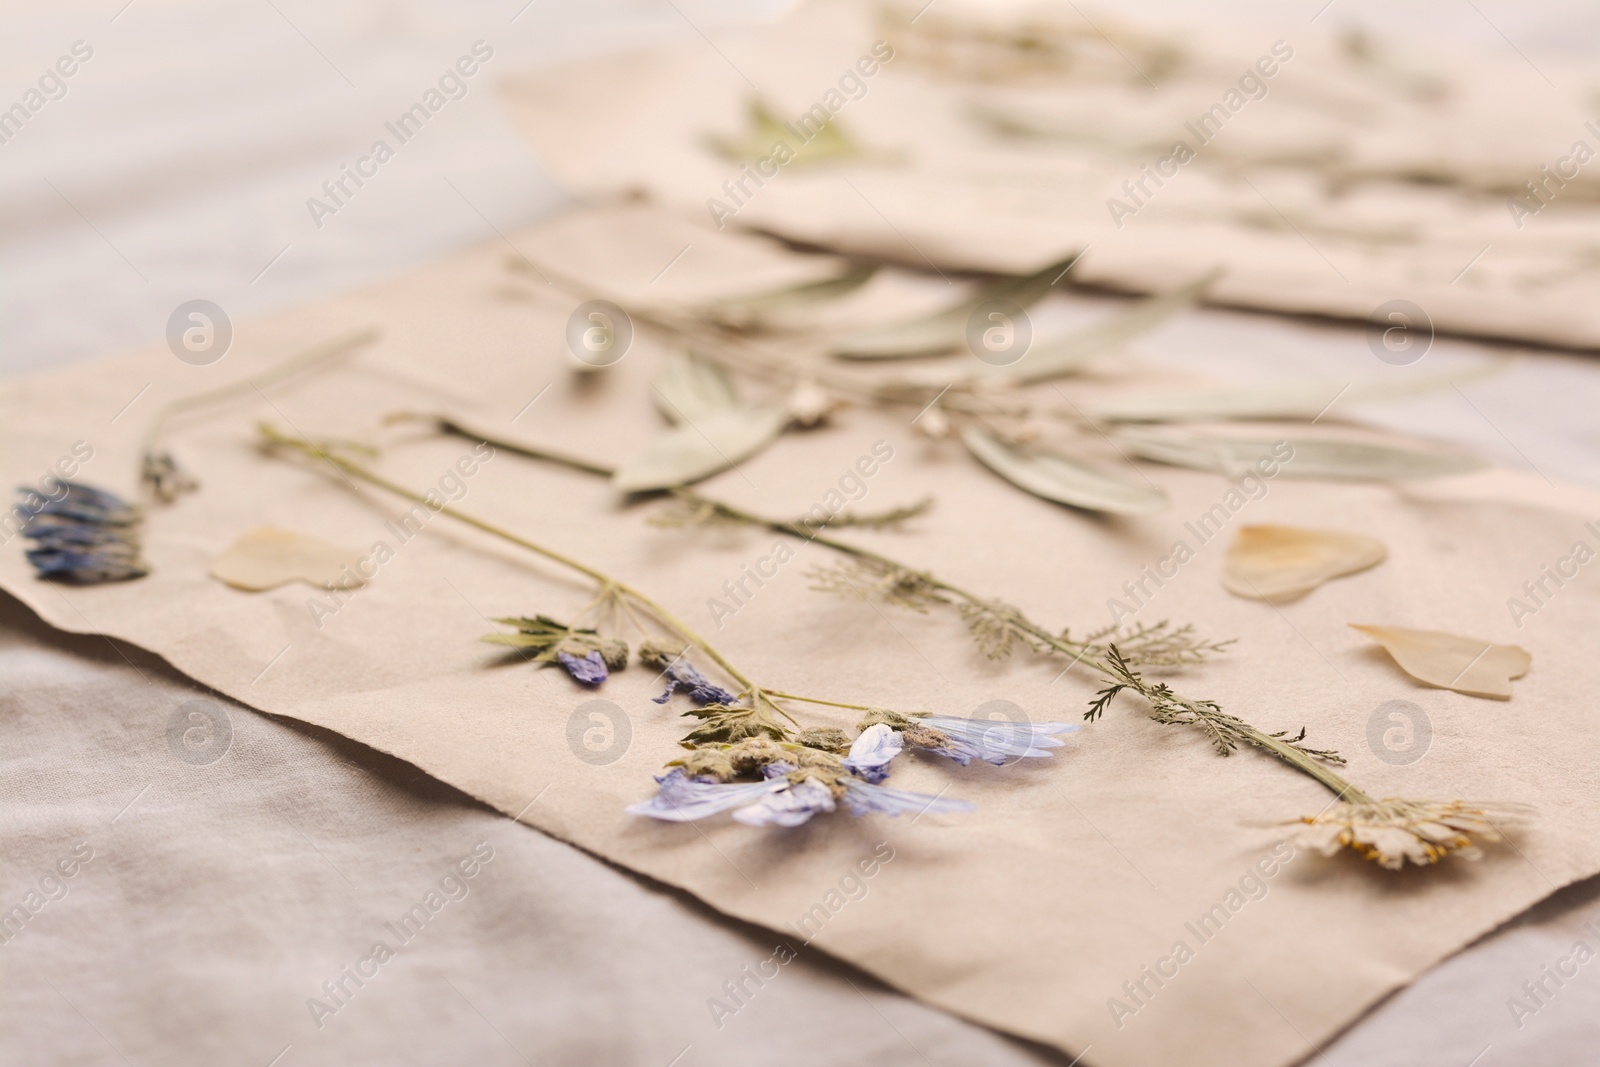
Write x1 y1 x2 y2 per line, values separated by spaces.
1223 524 1386 601
209 527 364 592
1350 624 1531 699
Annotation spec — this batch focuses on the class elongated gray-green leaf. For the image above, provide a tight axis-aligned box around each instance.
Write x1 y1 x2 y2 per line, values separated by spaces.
961 427 1167 515
651 353 739 425
613 406 789 492
991 269 1220 386
1087 363 1504 422
834 252 1082 360
1114 428 1486 481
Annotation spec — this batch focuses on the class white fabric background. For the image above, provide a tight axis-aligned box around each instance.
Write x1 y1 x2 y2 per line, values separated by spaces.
3 2 1600 1064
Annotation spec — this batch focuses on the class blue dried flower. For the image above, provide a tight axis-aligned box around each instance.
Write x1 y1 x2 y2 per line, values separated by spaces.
839 777 976 818
557 649 608 686
908 714 1078 767
652 661 738 706
842 722 903 784
624 768 787 822
628 758 978 826
16 482 148 584
732 777 838 827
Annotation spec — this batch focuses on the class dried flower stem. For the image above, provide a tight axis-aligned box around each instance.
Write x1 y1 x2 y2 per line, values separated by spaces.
411 415 1383 803
255 424 959 738
141 327 381 502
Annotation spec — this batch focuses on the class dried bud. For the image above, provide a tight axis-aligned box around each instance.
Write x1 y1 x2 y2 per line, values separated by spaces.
676 747 735 782
796 726 853 754
901 724 952 750
638 639 685 670
599 639 629 671
793 748 845 773
726 737 785 774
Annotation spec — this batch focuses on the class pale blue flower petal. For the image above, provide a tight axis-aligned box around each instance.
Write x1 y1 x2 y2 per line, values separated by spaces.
626 768 783 822
917 715 1079 766
732 778 837 827
840 777 976 818
842 722 903 783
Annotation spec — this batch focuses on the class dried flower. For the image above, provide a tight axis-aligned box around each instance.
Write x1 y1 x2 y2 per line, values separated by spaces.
652 660 738 706
842 722 904 783
914 714 1077 766
16 482 148 584
625 768 788 822
860 709 1076 767
732 774 839 827
557 650 608 686
140 450 198 503
839 777 976 818
1293 799 1516 870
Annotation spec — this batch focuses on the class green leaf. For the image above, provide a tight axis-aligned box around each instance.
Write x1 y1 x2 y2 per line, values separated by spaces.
651 353 740 425
1114 427 1487 481
833 252 1083 360
992 269 1220 386
961 427 1168 515
613 406 790 492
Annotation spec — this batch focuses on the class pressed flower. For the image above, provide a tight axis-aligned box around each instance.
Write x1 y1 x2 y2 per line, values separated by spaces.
1293 799 1517 870
839 777 977 818
652 660 738 706
887 713 1077 766
16 482 148 584
624 768 786 822
557 649 608 685
842 722 903 783
732 776 838 827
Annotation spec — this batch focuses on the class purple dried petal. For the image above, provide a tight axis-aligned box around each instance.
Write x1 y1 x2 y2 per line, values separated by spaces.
557 650 608 686
652 661 737 705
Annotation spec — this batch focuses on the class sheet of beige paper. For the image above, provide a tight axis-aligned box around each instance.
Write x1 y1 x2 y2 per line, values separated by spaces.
498 0 1600 350
5 211 1600 1067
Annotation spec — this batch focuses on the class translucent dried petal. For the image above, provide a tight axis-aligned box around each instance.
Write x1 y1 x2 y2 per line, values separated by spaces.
1223 524 1385 601
208 526 363 592
1351 624 1530 699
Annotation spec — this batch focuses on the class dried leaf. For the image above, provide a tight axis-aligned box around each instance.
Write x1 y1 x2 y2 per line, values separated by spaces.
1223 525 1386 601
703 263 876 329
1350 624 1531 699
961 427 1167 515
209 527 363 592
651 353 739 425
705 97 860 167
992 269 1219 386
613 406 790 492
1087 363 1504 422
833 252 1082 360
1115 428 1485 481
